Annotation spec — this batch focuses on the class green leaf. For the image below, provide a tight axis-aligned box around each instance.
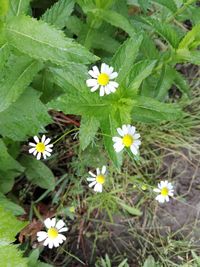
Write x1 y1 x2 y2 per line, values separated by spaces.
0 245 27 267
0 193 25 216
20 156 55 190
132 95 184 123
0 88 51 141
127 60 157 90
0 56 43 112
172 68 191 96
79 116 100 150
0 42 9 70
0 0 9 17
176 49 200 65
41 0 75 29
143 256 157 267
152 0 177 13
8 0 30 17
6 15 98 65
90 9 135 36
118 200 142 216
111 35 143 83
100 115 122 169
0 139 24 193
178 23 200 50
0 205 27 244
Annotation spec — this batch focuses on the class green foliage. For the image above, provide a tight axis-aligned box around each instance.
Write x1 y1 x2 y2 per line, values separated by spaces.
143 256 157 267
0 193 25 216
20 156 55 190
28 249 53 267
0 245 27 267
8 0 31 17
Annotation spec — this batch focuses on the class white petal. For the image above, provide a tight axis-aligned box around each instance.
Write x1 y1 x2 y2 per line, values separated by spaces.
156 195 165 203
153 188 160 193
104 85 111 95
29 148 36 154
46 144 53 148
43 151 51 157
109 81 119 88
43 237 50 247
29 142 36 147
100 86 105 96
134 140 141 147
130 126 136 135
94 183 102 192
88 70 98 78
89 181 96 188
101 63 106 73
88 171 96 177
101 165 106 175
90 84 99 92
86 79 98 87
96 168 100 175
117 127 124 137
43 153 47 160
130 145 138 155
108 66 114 74
169 191 174 197
112 136 122 143
87 177 96 182
51 218 56 227
109 72 118 79
44 218 52 229
122 125 128 135
34 136 40 143
134 133 140 140
44 138 51 145
33 150 37 156
53 239 60 247
92 66 100 76
165 196 170 202
41 135 46 143
56 220 65 230
108 84 116 93
48 240 54 249
114 143 124 153
37 152 41 160
59 227 68 233
58 234 66 242
37 231 48 242
45 147 53 153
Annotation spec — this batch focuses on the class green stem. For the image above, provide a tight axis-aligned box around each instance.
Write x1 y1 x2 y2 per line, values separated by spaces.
53 128 79 145
61 248 85 265
167 0 196 22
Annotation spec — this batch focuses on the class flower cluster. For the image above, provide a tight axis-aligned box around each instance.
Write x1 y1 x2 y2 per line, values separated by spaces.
30 63 174 249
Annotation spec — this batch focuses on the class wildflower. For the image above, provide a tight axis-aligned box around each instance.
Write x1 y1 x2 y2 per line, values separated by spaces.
153 180 174 203
37 218 68 249
29 135 53 160
86 63 119 96
87 165 107 193
112 124 141 155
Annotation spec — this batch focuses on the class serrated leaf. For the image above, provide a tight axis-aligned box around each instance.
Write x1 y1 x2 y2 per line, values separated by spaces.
152 0 177 13
79 116 100 150
132 95 184 123
6 15 98 65
0 42 9 70
0 88 51 141
42 0 75 29
90 9 135 36
0 205 27 244
127 60 157 90
0 193 25 216
8 0 31 17
172 68 191 96
112 35 143 83
178 23 200 49
176 49 200 65
20 156 55 190
0 245 27 267
0 139 24 193
100 115 122 169
0 56 43 112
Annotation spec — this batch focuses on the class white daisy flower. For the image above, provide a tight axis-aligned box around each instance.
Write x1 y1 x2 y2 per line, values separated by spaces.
28 135 53 160
112 124 141 155
37 217 68 249
86 63 119 96
87 166 107 193
153 180 174 203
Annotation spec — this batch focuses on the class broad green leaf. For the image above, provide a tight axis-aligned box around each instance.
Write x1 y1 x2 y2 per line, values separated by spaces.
100 115 122 169
6 15 98 65
42 0 75 29
0 245 27 267
0 0 9 17
0 193 25 216
20 156 55 190
79 116 100 150
140 32 159 59
0 205 27 244
176 49 200 65
0 139 24 193
127 60 157 90
0 88 51 141
8 0 30 17
118 201 142 216
111 35 143 83
143 256 157 267
178 23 200 49
0 56 42 112
173 68 191 96
152 0 177 12
90 9 135 36
132 95 184 123
0 42 9 70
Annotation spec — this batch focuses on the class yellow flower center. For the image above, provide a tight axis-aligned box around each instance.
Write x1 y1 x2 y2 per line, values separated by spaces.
96 175 105 184
47 227 59 239
97 73 109 86
36 142 46 153
122 134 134 147
161 187 169 197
